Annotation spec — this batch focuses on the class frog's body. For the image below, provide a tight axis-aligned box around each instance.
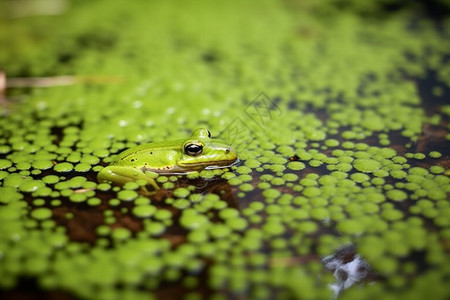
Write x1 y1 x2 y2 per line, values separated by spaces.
97 128 238 191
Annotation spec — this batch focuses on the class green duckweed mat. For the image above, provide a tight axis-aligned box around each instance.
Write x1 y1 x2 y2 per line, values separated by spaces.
1 0 450 299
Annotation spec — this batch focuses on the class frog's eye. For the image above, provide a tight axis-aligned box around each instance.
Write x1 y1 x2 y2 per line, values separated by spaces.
192 128 211 139
184 143 203 156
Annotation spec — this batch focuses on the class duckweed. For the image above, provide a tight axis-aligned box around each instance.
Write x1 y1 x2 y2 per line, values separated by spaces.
430 166 445 174
33 199 46 206
30 208 52 220
16 162 31 170
111 228 132 241
180 211 209 230
154 209 172 221
132 205 157 218
239 183 254 192
87 197 101 206
263 221 285 236
19 180 45 193
429 151 442 158
0 1 449 300
386 190 408 202
413 153 426 160
353 159 381 173
32 160 54 170
53 162 74 172
74 163 91 172
69 193 87 203
262 189 281 199
390 170 407 179
118 190 138 201
174 188 191 198
309 160 323 167
287 161 306 171
350 173 370 183
42 175 60 184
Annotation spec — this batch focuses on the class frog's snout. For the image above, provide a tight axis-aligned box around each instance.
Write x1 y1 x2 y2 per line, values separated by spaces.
225 146 238 158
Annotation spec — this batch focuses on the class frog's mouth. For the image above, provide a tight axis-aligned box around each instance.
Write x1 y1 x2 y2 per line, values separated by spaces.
204 158 240 170
164 158 239 174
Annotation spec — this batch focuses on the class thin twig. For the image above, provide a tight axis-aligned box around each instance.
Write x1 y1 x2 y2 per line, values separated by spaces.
0 71 124 107
0 71 6 106
6 75 124 88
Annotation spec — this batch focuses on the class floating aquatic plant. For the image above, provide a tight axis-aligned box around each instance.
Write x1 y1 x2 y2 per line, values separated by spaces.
0 0 449 299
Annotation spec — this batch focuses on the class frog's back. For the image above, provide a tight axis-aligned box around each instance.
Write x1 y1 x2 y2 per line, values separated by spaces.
112 139 183 171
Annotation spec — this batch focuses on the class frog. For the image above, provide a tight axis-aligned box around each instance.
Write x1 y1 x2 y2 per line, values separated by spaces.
97 128 238 191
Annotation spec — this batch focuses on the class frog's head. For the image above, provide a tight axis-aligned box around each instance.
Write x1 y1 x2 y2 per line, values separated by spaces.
177 128 238 170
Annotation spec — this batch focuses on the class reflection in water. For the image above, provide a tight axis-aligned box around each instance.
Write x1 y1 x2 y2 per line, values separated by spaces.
322 245 371 298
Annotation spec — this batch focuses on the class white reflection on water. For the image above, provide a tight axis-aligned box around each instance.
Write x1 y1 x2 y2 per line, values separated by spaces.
323 245 371 298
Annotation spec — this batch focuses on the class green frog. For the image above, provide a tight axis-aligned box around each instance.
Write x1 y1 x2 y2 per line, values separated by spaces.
97 128 238 190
